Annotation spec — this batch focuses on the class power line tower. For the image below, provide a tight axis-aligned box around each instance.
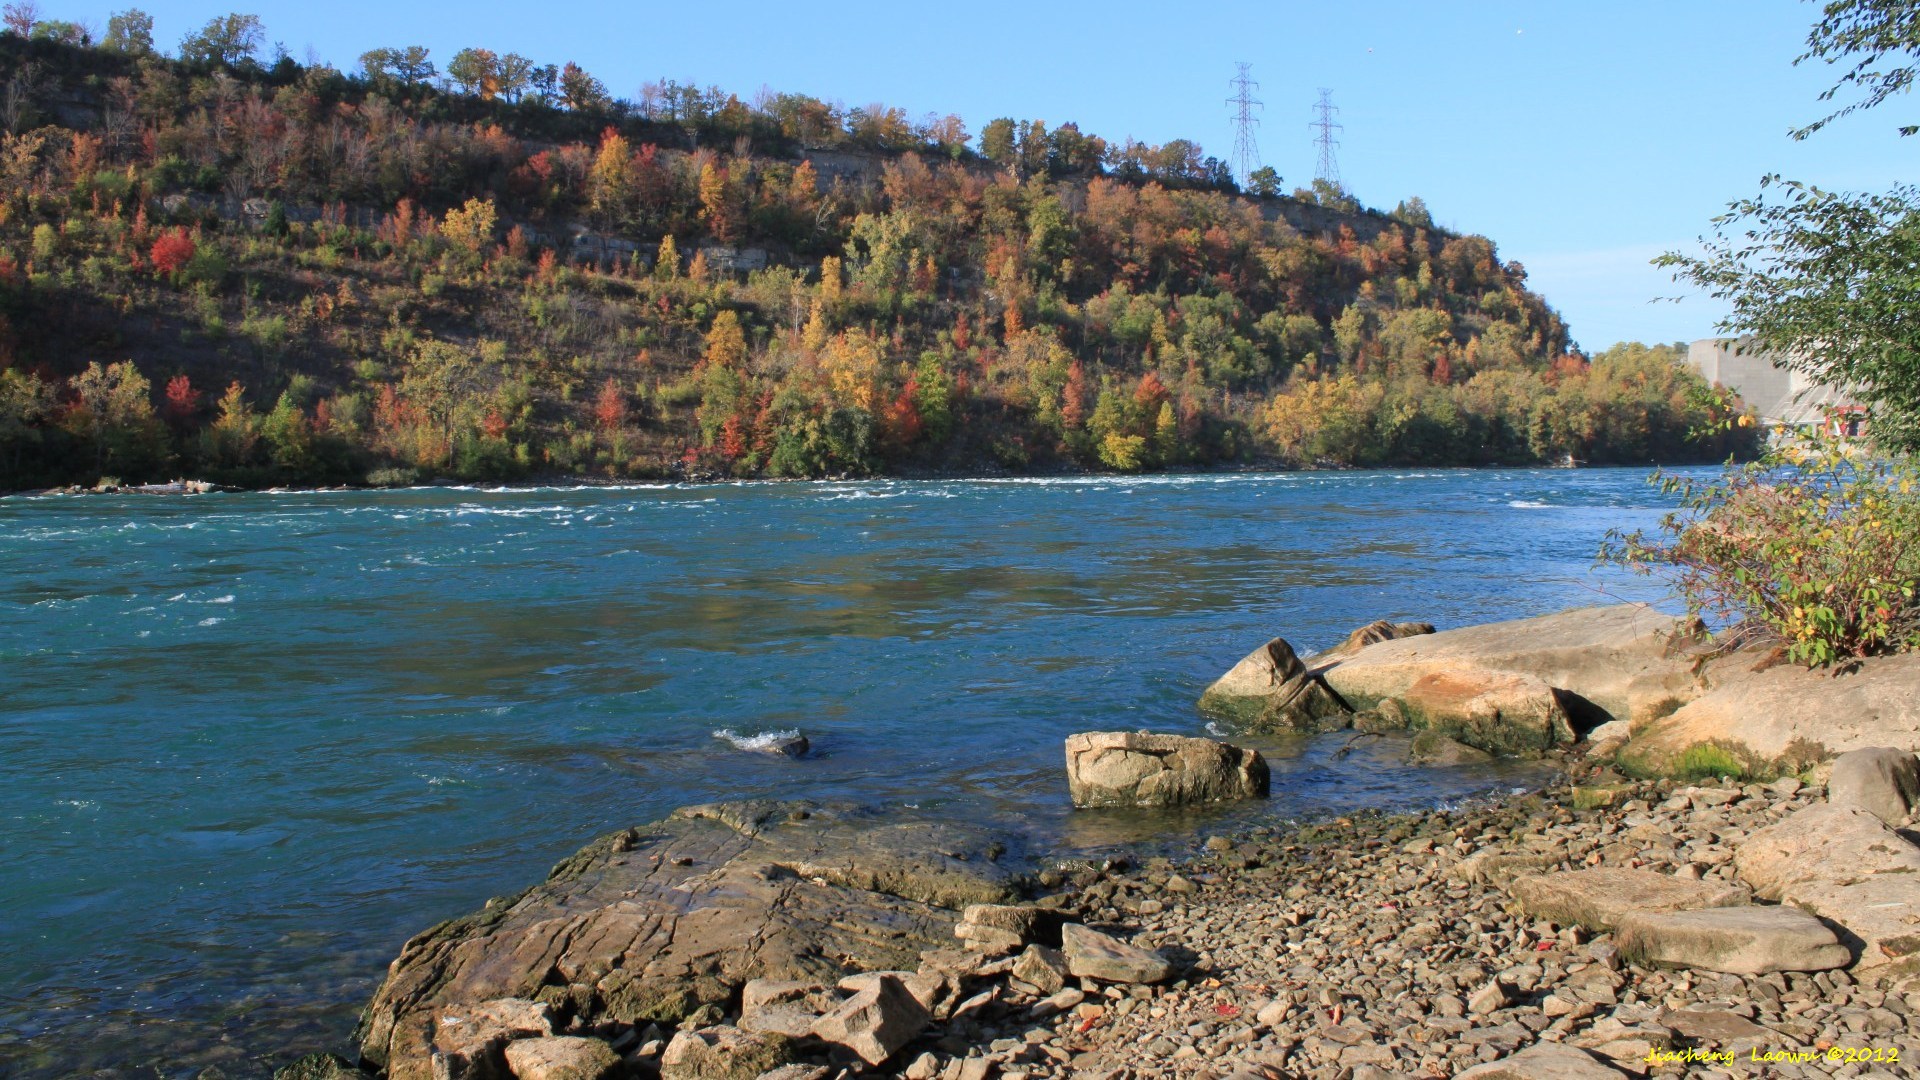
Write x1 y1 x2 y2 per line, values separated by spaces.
1226 62 1262 187
1310 87 1342 186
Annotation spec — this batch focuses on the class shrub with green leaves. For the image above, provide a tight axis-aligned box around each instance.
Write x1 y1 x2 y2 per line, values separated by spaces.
1603 437 1920 667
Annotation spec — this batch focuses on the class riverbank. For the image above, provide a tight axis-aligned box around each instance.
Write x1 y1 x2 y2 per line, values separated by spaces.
329 601 1920 1079
324 769 1918 1080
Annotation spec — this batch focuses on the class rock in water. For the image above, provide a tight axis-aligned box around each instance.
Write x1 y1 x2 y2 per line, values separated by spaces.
1508 868 1748 931
1614 906 1850 975
1828 746 1920 825
1407 729 1494 766
1198 636 1349 731
1063 731 1269 808
502 1036 622 1080
356 801 1018 1080
272 1054 361 1080
808 974 931 1066
1060 922 1173 984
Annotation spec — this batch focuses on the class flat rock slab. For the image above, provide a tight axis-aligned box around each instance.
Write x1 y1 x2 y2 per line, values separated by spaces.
1829 746 1920 825
1509 868 1748 930
1455 1042 1627 1078
1060 922 1173 984
357 801 1020 1080
1734 803 1920 900
1319 604 1698 728
1064 731 1269 808
1616 905 1850 974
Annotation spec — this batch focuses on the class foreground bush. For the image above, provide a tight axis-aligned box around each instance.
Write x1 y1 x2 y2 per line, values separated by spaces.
1604 438 1920 667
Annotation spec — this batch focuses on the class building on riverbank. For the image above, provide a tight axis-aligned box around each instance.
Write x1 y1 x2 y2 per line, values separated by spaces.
1687 337 1864 438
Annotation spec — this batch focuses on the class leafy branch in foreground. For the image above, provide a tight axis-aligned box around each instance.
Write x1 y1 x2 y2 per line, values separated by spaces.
1601 436 1920 667
1795 0 1920 138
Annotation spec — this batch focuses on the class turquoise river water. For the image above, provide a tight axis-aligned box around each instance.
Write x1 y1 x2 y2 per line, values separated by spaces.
0 467 1687 1076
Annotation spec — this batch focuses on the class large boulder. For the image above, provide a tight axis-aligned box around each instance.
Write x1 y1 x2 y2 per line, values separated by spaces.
1198 636 1348 732
1399 670 1576 757
1625 652 1920 774
1064 731 1269 808
1319 605 1700 729
1509 868 1748 931
1614 906 1850 975
1829 746 1920 825
357 802 1019 1080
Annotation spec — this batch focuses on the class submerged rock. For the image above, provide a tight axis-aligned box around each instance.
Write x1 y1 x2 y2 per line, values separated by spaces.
1406 728 1494 766
1063 731 1269 808
356 801 1019 1080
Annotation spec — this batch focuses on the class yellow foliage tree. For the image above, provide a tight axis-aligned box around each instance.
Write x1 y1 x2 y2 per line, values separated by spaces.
703 310 747 371
440 197 497 254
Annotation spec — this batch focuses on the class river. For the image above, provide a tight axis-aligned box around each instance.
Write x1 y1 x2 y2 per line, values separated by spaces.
0 467 1687 1075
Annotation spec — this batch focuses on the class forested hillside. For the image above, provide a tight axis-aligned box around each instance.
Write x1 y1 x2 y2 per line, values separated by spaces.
0 12 1756 488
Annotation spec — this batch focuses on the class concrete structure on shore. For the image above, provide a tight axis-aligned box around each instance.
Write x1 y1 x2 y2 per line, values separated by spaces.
1687 338 1860 433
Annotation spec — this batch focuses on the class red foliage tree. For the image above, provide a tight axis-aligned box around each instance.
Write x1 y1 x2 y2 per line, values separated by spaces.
1061 361 1089 430
163 373 201 424
150 228 195 275
593 377 628 431
719 415 747 461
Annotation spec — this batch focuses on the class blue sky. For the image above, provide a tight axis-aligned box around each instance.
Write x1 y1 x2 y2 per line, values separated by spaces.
47 0 1912 351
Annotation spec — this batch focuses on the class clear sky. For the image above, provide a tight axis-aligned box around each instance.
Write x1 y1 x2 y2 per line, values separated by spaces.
43 0 1913 352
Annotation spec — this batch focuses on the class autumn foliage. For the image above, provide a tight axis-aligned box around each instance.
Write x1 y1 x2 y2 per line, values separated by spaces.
0 24 1756 490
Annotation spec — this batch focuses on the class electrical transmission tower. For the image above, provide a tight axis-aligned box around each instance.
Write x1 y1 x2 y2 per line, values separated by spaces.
1226 62 1262 187
1310 87 1342 186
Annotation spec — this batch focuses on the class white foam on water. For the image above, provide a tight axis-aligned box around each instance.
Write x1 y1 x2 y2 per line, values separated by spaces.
712 727 803 752
206 595 236 604
197 617 224 627
1507 500 1553 509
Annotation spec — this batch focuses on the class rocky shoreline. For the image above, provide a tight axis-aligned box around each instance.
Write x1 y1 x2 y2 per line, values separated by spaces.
283 604 1920 1080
